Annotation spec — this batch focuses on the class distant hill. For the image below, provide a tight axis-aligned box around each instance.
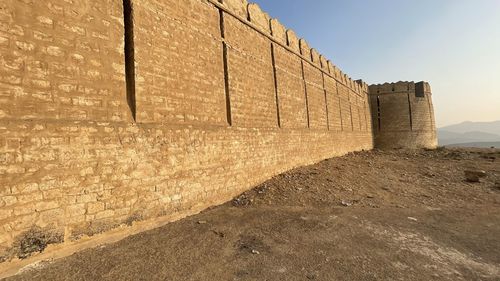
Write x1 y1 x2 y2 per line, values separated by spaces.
446 142 500 148
440 120 500 135
438 121 500 146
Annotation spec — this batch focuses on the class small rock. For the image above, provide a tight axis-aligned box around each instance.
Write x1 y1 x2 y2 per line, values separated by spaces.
341 200 353 207
408 217 418 222
465 170 487 183
232 195 252 207
251 249 260 255
306 273 317 280
367 195 375 199
197 220 207 224
212 230 225 238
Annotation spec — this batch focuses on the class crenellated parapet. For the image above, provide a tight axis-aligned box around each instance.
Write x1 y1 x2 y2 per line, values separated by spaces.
217 0 366 96
369 81 432 96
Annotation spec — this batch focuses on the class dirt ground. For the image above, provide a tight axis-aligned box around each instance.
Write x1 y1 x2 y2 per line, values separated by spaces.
4 148 500 281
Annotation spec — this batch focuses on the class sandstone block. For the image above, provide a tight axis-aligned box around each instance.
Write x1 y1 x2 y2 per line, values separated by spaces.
87 202 105 214
0 209 12 221
66 204 86 217
12 214 37 230
95 210 115 220
35 201 59 212
221 0 249 19
36 208 64 228
16 193 43 205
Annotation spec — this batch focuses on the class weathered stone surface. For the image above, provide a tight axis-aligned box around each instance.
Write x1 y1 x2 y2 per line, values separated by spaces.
270 19 287 45
0 0 128 123
221 0 249 19
299 39 311 61
248 3 271 34
134 0 225 125
224 14 277 127
286 30 300 53
310 49 321 67
464 170 487 183
273 44 308 129
319 55 328 72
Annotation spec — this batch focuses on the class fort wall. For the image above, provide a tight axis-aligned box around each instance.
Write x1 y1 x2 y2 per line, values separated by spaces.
368 81 437 149
0 0 376 263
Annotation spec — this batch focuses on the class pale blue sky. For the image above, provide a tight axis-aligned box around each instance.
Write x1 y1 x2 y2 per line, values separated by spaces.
252 0 500 127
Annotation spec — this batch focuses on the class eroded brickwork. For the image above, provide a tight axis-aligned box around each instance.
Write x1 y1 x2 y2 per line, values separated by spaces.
0 0 434 264
273 43 308 129
134 0 226 125
324 75 342 132
0 0 128 122
224 13 278 128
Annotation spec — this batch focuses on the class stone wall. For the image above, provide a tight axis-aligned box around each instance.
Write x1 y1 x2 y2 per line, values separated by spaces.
0 0 374 262
368 81 437 149
0 0 128 122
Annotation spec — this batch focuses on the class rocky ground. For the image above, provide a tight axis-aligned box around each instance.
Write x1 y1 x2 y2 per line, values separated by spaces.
4 148 500 281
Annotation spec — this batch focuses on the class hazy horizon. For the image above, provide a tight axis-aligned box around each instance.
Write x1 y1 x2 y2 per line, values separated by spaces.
252 0 500 127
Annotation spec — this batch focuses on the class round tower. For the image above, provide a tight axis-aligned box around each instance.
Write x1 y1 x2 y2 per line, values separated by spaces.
368 81 437 149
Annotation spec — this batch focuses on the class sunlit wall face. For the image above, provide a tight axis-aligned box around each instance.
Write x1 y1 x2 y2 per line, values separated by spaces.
253 0 500 127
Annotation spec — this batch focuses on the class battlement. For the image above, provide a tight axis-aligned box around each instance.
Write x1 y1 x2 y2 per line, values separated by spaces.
369 81 432 96
218 0 363 95
355 80 370 93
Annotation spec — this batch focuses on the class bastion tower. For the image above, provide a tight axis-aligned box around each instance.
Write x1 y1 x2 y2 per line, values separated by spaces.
368 81 438 149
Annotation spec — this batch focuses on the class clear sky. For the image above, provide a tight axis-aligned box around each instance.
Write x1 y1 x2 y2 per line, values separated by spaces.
251 0 500 127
